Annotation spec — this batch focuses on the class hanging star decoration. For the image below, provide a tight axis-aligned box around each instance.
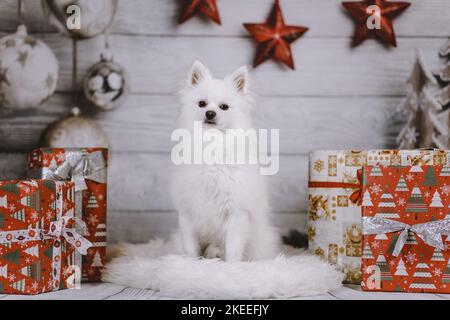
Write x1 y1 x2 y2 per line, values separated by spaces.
179 0 221 25
243 0 308 70
342 0 411 47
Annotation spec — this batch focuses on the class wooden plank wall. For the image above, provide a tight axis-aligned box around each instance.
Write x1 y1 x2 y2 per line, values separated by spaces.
0 0 449 243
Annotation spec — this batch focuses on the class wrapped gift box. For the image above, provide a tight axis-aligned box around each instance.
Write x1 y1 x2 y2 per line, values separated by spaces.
27 148 108 282
361 165 450 293
0 180 92 294
308 149 450 284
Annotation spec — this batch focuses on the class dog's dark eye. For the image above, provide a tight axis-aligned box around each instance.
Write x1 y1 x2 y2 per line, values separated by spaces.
219 104 229 111
198 100 207 108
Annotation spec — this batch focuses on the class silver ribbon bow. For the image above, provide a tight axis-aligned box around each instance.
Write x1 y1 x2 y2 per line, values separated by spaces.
43 150 107 192
363 216 450 256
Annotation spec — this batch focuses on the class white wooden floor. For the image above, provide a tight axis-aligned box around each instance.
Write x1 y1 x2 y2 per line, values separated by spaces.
1 284 450 300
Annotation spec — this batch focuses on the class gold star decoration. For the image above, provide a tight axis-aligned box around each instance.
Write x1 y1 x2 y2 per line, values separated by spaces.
16 50 28 67
342 0 411 47
243 0 309 69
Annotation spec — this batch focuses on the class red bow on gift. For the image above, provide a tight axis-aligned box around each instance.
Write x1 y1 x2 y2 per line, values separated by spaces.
308 169 363 205
349 169 363 205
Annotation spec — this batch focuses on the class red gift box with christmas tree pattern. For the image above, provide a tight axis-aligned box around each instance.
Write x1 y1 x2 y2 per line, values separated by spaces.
27 148 108 282
0 179 92 294
361 165 450 293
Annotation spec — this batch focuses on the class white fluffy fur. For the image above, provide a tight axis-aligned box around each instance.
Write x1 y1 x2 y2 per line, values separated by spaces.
104 241 344 299
103 62 344 299
171 61 279 261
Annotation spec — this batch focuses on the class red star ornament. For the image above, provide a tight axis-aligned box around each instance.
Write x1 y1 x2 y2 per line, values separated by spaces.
342 0 411 47
179 0 221 25
243 0 308 70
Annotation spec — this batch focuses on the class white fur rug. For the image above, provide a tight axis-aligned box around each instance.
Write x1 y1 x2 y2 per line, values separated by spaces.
103 240 343 299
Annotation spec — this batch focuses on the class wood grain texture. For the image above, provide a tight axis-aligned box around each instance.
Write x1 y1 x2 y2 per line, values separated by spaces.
1 0 448 245
104 287 169 300
329 285 445 300
0 94 403 153
0 154 308 244
108 210 307 244
1 0 449 37
0 283 127 300
0 152 309 213
0 33 443 96
1 283 446 300
0 152 309 245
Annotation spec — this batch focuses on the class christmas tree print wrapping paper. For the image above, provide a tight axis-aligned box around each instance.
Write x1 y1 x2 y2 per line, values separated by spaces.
0 180 92 294
361 165 450 293
308 149 450 284
27 148 108 282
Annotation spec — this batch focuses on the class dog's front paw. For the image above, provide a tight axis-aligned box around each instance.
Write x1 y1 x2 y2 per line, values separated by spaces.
205 245 224 259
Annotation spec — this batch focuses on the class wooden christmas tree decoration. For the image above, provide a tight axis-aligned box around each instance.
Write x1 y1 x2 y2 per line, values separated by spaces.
431 41 450 147
397 49 437 148
397 41 450 149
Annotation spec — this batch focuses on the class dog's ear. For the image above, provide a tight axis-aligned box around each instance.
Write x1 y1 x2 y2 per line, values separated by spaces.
227 66 249 94
188 61 211 87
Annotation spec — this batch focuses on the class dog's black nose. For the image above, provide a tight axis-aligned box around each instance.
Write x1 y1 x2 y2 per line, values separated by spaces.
205 111 216 120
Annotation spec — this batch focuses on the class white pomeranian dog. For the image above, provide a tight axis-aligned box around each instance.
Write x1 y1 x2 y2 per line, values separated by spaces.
169 61 280 262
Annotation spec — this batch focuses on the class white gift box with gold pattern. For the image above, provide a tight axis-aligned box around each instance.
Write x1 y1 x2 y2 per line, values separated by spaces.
308 149 450 284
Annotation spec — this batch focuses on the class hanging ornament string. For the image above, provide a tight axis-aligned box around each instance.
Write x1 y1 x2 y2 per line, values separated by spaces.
17 0 24 25
72 38 78 108
0 0 58 110
82 26 130 111
104 28 110 51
